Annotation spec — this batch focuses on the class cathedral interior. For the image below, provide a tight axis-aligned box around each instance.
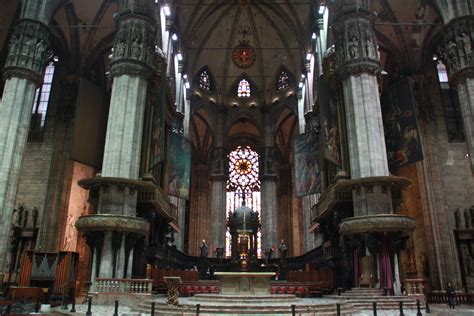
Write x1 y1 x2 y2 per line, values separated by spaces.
0 0 473 314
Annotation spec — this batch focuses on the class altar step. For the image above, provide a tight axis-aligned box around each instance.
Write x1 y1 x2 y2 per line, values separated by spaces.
190 293 298 303
133 297 356 315
325 288 423 310
133 302 356 315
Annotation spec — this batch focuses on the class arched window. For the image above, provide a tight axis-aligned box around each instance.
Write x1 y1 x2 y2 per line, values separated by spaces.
199 70 211 91
226 146 261 257
29 60 56 142
434 55 464 142
237 79 251 97
436 61 448 83
277 70 289 90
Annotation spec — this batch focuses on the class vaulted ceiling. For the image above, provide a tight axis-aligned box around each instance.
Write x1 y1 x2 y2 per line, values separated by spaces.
0 0 452 93
176 1 312 104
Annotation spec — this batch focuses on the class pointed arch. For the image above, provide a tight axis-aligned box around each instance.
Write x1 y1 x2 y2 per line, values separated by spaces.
194 65 216 92
274 66 296 92
227 73 259 99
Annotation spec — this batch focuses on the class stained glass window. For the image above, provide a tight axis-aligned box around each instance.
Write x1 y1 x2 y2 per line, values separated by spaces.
277 71 289 90
29 60 55 142
225 146 261 257
199 70 211 91
237 79 251 97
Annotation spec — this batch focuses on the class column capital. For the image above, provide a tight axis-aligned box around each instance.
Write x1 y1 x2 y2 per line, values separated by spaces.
110 12 157 79
443 16 474 85
331 3 381 79
2 19 50 86
333 17 381 79
332 0 373 19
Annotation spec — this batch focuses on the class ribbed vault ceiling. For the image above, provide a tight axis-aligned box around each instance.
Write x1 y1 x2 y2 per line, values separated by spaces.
177 1 311 103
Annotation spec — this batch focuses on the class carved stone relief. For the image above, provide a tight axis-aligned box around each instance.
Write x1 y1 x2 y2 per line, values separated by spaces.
333 16 380 79
110 17 157 78
3 19 50 85
444 17 474 80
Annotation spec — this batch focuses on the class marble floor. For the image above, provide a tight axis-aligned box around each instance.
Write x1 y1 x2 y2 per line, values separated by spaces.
50 301 474 315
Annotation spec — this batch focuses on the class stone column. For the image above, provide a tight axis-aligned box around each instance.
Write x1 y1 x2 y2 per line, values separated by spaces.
438 4 473 290
0 0 59 273
210 107 227 253
443 16 474 169
332 0 415 289
76 0 155 280
260 107 278 251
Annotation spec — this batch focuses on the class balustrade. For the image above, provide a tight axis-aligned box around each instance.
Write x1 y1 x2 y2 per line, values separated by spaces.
93 278 152 294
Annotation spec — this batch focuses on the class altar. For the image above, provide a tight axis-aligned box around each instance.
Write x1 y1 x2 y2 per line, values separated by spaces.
214 272 275 295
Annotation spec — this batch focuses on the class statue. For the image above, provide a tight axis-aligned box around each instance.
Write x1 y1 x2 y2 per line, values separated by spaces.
279 239 288 260
465 209 471 229
264 248 273 264
200 239 208 258
455 208 461 229
32 207 39 227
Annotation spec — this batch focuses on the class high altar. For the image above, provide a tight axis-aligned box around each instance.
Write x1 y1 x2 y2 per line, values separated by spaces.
214 272 275 295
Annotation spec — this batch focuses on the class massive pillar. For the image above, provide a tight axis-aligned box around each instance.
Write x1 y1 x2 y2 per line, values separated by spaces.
443 14 474 170
76 0 157 279
260 106 278 251
436 0 473 290
0 0 59 274
210 107 227 253
332 0 415 291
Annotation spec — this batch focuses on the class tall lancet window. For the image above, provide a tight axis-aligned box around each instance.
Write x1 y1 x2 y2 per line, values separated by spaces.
199 70 211 91
29 60 56 142
237 79 251 97
226 146 261 257
277 70 289 90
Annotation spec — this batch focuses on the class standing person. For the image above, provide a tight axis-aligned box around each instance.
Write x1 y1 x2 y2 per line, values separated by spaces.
447 282 456 309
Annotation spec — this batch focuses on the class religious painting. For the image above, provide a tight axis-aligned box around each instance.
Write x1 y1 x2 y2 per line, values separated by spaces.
382 78 424 169
319 79 341 166
166 132 191 200
149 79 166 170
293 132 321 197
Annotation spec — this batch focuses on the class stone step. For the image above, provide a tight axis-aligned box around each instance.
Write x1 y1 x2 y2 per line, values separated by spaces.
326 294 415 300
133 302 356 315
190 293 298 303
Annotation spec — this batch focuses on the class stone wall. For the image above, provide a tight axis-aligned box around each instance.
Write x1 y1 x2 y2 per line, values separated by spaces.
398 70 474 290
187 163 211 256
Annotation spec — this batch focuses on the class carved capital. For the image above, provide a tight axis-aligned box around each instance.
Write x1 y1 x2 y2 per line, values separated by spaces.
444 16 474 79
332 0 373 18
3 19 50 85
333 16 381 79
110 16 157 78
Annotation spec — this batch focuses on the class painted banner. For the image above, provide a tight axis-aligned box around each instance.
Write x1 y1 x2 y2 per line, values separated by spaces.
149 79 166 170
382 78 424 169
319 79 341 166
167 132 192 200
294 131 321 197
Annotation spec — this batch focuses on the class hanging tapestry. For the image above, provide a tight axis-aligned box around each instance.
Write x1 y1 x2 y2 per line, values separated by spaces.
293 131 321 197
166 132 192 200
319 79 341 166
382 78 424 169
149 78 166 170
